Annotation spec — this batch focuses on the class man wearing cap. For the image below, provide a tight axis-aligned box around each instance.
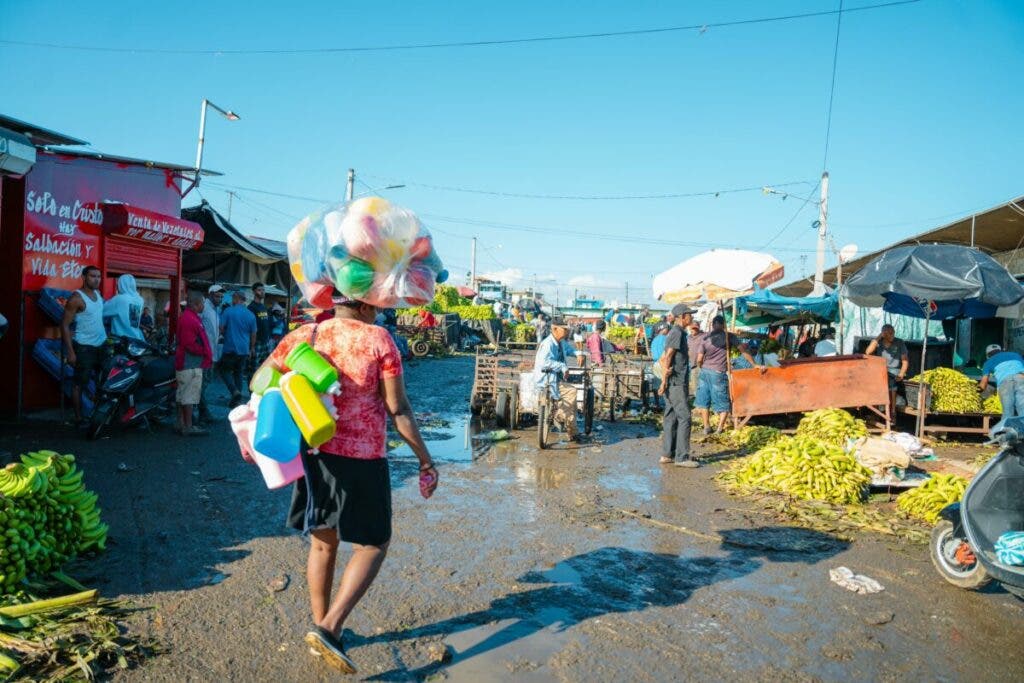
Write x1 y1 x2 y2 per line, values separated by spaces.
533 323 581 442
219 290 257 407
865 324 909 419
657 304 697 467
978 344 1024 419
198 284 224 424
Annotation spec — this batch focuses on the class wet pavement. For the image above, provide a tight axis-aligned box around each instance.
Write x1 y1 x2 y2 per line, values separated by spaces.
2 354 1023 681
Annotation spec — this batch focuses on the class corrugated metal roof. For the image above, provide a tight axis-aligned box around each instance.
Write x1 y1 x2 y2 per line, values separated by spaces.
775 195 1024 296
46 148 222 176
0 113 87 147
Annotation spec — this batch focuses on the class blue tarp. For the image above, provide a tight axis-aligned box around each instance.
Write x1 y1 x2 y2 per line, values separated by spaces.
735 289 839 324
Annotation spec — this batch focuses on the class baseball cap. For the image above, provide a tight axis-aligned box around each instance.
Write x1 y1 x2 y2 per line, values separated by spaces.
671 304 697 317
986 343 1002 355
208 284 224 294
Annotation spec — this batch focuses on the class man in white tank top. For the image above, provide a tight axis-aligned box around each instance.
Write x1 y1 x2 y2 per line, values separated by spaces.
60 266 107 425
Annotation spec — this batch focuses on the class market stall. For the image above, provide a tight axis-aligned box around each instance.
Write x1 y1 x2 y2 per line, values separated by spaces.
843 244 1024 437
0 148 206 416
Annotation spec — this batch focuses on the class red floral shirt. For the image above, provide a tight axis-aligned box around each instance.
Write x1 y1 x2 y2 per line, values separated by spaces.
271 318 403 460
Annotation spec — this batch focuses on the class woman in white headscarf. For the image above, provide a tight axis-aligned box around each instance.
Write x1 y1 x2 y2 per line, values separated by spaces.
103 274 145 340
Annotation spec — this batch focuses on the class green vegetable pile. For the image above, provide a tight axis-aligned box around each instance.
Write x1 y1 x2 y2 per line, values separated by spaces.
896 473 968 523
717 435 872 505
983 394 1002 414
505 322 536 343
1 451 107 594
717 425 783 452
605 325 636 344
908 367 982 413
401 285 496 321
446 304 496 321
795 408 868 447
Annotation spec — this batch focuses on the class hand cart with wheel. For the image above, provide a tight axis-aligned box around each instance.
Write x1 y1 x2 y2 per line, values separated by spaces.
527 366 595 449
594 354 654 421
469 348 535 428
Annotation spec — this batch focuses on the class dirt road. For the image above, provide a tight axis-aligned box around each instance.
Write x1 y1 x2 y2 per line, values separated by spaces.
2 354 1023 681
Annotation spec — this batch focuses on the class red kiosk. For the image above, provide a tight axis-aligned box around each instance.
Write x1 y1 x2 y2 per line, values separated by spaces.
0 140 207 417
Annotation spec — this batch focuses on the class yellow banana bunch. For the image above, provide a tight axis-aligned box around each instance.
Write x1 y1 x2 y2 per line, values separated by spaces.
719 426 783 452
795 408 868 447
909 368 982 414
983 394 1002 414
896 473 968 523
717 434 872 505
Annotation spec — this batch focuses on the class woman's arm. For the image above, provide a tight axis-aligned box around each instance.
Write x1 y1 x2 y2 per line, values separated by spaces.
382 374 437 496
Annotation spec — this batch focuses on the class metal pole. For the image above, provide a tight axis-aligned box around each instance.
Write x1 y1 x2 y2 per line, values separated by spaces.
814 171 830 295
837 259 844 353
17 291 26 421
194 99 209 183
345 169 355 202
227 191 234 221
918 306 931 437
970 214 976 247
625 282 629 305
470 237 477 292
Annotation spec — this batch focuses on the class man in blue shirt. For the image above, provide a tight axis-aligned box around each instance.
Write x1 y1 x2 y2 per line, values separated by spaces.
219 290 257 407
979 344 1024 419
533 324 579 442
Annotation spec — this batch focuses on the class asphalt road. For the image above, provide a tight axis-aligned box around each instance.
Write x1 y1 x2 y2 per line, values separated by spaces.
2 354 1022 682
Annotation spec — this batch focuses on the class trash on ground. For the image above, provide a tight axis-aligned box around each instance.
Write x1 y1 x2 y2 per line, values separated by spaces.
830 566 885 594
473 429 512 442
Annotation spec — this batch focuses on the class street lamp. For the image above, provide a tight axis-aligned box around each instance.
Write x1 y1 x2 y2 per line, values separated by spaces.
185 98 240 196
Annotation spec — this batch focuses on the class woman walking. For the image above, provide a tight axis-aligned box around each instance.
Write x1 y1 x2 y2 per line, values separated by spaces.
266 297 437 673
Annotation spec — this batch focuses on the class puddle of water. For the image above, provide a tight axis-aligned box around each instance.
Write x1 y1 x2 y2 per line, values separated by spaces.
389 413 479 463
514 462 572 490
597 472 654 497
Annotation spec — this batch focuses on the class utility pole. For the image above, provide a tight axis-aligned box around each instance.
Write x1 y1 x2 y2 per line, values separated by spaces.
813 171 830 295
470 237 477 292
346 168 355 202
226 191 235 221
625 281 630 306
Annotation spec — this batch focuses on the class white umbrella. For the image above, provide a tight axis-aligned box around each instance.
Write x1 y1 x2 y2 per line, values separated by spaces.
653 249 785 304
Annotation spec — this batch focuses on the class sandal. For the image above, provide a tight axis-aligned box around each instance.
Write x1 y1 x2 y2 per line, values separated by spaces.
659 456 674 464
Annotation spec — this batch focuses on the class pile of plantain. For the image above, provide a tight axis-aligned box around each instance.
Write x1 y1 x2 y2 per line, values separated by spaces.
983 393 1002 414
717 434 872 505
896 473 968 523
909 367 982 413
796 408 868 447
718 425 783 452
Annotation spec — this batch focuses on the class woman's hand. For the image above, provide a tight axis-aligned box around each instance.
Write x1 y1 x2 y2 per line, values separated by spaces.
419 462 438 499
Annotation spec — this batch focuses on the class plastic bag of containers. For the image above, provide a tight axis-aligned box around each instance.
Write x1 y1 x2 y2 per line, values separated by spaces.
287 196 447 309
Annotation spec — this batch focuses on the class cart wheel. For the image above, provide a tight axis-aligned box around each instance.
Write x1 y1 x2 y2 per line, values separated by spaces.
608 394 616 422
509 389 520 430
640 378 650 409
537 402 550 450
495 390 511 428
584 387 595 435
411 339 430 357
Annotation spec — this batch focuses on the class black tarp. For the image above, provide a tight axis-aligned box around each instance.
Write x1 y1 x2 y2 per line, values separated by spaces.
843 244 1024 318
181 201 292 293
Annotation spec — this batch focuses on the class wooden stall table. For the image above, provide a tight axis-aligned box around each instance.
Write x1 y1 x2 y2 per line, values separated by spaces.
899 381 997 439
730 354 891 430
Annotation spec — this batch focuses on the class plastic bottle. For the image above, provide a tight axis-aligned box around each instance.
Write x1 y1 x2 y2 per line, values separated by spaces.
280 372 337 448
285 342 341 395
249 364 282 395
229 403 303 489
253 388 302 463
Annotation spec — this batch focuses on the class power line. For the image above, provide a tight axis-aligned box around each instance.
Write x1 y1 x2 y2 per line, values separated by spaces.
759 182 821 249
363 173 813 201
0 1 921 55
822 0 845 171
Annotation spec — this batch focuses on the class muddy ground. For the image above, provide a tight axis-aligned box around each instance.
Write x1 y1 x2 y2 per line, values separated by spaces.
2 354 1023 682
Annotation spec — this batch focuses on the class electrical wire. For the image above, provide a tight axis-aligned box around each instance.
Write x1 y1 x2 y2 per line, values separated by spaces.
362 173 813 201
822 0 844 171
0 1 921 55
758 182 821 249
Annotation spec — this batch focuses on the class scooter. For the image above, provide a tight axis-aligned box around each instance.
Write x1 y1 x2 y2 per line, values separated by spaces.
930 417 1024 599
86 336 176 440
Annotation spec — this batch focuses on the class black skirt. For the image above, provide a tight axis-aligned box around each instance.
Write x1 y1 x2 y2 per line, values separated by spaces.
287 451 392 547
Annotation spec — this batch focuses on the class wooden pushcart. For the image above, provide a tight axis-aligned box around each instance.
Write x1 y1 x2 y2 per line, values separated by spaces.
594 354 654 421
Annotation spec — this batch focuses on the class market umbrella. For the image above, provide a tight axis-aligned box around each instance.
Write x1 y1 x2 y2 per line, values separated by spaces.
456 285 477 298
652 249 785 304
843 244 1024 318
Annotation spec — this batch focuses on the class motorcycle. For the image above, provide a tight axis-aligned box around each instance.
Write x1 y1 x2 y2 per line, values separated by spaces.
929 417 1024 599
86 336 177 440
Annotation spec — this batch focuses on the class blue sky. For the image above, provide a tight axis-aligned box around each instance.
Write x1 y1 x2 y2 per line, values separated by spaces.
3 0 1022 305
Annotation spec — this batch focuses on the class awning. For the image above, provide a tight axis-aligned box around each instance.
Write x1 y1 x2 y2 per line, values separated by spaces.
0 126 37 177
101 202 205 250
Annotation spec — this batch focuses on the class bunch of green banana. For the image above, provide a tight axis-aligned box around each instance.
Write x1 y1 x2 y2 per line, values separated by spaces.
896 473 968 523
0 451 107 595
908 367 982 413
795 408 868 447
719 425 783 452
983 394 1002 414
718 435 872 505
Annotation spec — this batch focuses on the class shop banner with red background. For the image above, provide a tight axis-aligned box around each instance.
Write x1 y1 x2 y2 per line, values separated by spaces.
22 152 182 291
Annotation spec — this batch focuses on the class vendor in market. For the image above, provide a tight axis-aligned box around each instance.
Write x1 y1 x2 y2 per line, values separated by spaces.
694 315 761 435
814 327 838 357
864 324 909 418
978 344 1024 419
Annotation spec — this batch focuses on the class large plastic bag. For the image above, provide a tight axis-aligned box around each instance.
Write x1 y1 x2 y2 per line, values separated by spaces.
286 197 447 309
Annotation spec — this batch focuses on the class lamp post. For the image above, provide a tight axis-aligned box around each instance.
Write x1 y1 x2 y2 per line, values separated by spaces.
184 98 239 196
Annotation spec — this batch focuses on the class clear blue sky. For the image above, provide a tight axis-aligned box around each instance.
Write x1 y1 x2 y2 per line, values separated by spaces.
3 0 1022 305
